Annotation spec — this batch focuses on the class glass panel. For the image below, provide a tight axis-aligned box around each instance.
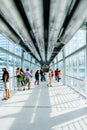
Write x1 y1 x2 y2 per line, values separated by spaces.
78 50 85 80
72 55 77 78
0 34 9 50
8 55 14 77
32 58 35 64
24 52 31 60
24 61 30 71
65 29 86 56
58 50 63 61
15 45 22 56
14 57 21 68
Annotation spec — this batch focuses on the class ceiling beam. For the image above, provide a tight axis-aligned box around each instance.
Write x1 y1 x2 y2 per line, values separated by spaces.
57 0 80 42
49 43 64 64
13 0 43 61
20 40 41 64
0 12 20 40
1 13 41 64
43 0 50 61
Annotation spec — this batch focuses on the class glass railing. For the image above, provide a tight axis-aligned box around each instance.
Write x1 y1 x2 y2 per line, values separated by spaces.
65 75 86 97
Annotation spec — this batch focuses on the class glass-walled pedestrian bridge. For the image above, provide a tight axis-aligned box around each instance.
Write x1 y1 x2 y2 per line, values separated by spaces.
0 0 87 129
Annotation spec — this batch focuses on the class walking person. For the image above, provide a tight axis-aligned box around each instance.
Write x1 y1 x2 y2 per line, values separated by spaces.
16 67 21 90
29 70 33 78
35 70 39 85
57 70 61 82
2 67 10 100
40 69 43 82
24 68 31 90
55 68 58 80
47 69 53 87
20 68 25 86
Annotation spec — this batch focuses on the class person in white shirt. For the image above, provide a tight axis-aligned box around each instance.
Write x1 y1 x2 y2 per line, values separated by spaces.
24 68 31 90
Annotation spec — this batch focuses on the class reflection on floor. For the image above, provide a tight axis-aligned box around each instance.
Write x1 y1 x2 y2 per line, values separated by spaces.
0 80 87 130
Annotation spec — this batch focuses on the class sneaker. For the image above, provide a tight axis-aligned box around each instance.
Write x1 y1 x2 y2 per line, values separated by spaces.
23 88 25 91
2 97 8 100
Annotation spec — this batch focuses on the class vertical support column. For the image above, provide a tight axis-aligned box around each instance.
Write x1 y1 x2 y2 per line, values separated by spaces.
7 54 9 70
57 56 58 68
13 56 16 90
30 56 32 70
85 22 87 99
21 49 24 69
77 51 79 90
52 61 54 71
63 48 65 85
6 40 9 70
55 57 57 69
56 55 58 68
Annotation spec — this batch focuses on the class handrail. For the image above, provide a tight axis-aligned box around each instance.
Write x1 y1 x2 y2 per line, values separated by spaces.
65 74 84 82
0 76 17 80
0 76 17 90
9 76 17 78
65 74 86 98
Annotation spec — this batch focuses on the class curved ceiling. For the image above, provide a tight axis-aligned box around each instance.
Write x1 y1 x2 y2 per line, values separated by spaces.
0 0 87 66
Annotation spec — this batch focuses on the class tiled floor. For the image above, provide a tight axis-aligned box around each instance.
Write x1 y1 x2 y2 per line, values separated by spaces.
0 80 87 130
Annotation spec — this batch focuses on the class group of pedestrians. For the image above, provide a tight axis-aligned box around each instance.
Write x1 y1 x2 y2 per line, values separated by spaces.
34 68 61 87
47 68 61 87
16 68 33 90
34 69 46 85
1 67 61 100
1 67 33 100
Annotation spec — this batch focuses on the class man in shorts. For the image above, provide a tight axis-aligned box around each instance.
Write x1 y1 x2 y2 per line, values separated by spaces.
2 67 10 100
